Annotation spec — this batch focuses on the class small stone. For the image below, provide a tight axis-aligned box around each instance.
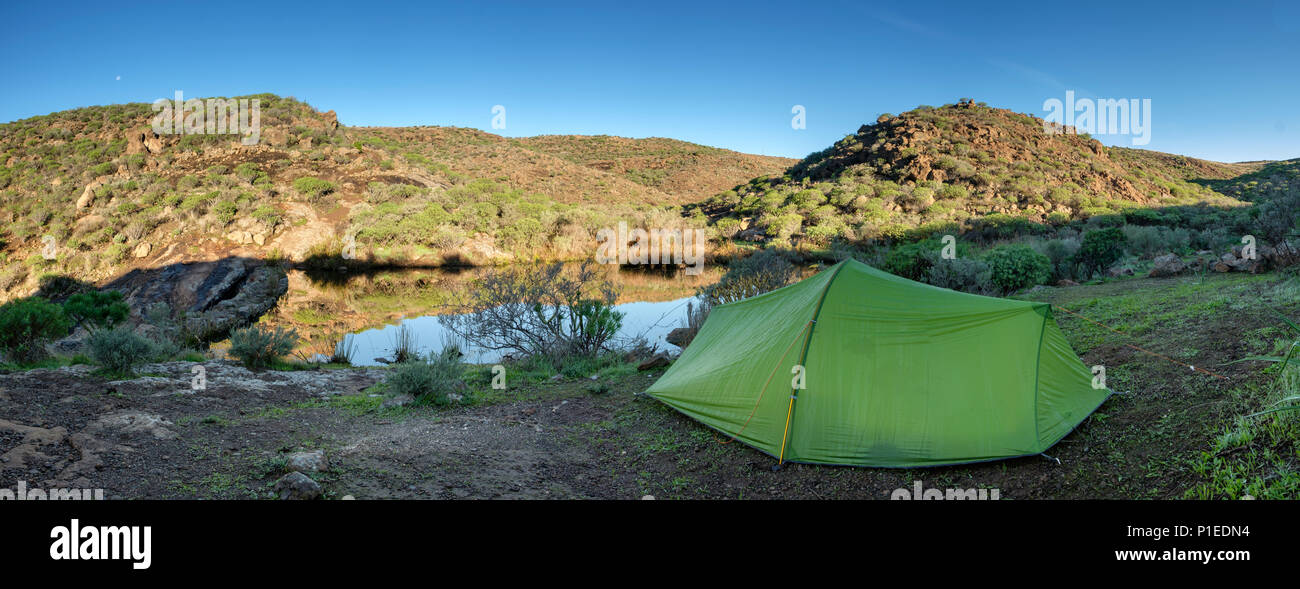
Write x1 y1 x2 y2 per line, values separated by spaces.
381 394 414 408
273 472 321 500
341 495 355 501
641 495 655 500
285 450 328 474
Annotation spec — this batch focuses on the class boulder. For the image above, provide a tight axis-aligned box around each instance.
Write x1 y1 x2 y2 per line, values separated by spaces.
1229 256 1264 274
665 327 694 348
1148 254 1186 278
76 177 110 209
132 242 152 258
637 353 671 371
273 472 321 500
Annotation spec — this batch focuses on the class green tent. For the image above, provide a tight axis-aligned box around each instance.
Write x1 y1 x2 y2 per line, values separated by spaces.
646 259 1110 467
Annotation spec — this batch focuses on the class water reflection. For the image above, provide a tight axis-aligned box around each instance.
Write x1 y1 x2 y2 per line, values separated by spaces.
259 262 721 365
348 296 696 366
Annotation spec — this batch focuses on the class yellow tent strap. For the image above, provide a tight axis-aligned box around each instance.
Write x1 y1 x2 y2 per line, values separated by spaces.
778 319 817 464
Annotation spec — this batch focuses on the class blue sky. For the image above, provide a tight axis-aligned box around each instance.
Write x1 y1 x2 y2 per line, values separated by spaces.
1 0 1296 162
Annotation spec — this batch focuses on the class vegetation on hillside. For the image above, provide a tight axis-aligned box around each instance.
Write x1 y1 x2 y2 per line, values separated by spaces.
0 94 787 300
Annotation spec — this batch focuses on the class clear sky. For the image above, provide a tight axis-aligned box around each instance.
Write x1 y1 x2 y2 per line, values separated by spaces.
2 0 1296 162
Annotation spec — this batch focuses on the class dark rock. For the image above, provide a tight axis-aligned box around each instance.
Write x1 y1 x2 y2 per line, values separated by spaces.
273 472 321 500
665 327 695 348
91 258 288 343
637 353 671 371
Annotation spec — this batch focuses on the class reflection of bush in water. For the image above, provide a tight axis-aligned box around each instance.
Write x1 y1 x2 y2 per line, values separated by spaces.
439 261 625 362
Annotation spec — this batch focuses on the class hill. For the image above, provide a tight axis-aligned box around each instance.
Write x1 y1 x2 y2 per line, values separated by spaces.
698 100 1256 245
0 95 790 299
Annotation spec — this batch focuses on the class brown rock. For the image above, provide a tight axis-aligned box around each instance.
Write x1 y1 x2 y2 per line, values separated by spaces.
1148 253 1185 278
665 327 694 348
637 353 671 371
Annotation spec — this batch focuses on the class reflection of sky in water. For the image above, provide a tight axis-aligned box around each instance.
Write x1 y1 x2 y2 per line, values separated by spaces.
347 296 696 366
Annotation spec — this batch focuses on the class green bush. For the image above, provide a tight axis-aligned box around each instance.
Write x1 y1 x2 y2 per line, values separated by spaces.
87 326 153 374
227 324 297 369
386 345 465 406
0 297 72 363
293 176 335 200
883 241 940 281
234 162 260 182
251 205 282 228
699 249 796 306
63 290 128 332
926 257 995 295
983 244 1052 293
213 200 238 225
1077 227 1127 275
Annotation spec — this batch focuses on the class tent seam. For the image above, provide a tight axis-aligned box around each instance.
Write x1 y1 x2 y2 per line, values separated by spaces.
781 260 847 462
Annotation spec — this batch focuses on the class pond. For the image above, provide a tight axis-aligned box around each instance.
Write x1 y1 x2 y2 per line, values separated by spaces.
257 263 724 366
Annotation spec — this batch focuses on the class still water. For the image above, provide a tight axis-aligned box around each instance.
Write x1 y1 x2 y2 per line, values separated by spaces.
345 296 697 365
258 263 722 365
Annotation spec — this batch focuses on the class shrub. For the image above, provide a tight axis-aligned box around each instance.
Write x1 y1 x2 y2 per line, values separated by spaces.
63 290 129 332
293 176 335 200
87 326 153 374
0 297 72 363
984 244 1052 293
1077 227 1127 275
926 257 995 295
234 162 260 182
213 200 238 225
699 248 796 306
883 241 940 281
1040 238 1080 280
439 261 623 360
386 345 465 406
252 205 281 228
228 324 297 369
